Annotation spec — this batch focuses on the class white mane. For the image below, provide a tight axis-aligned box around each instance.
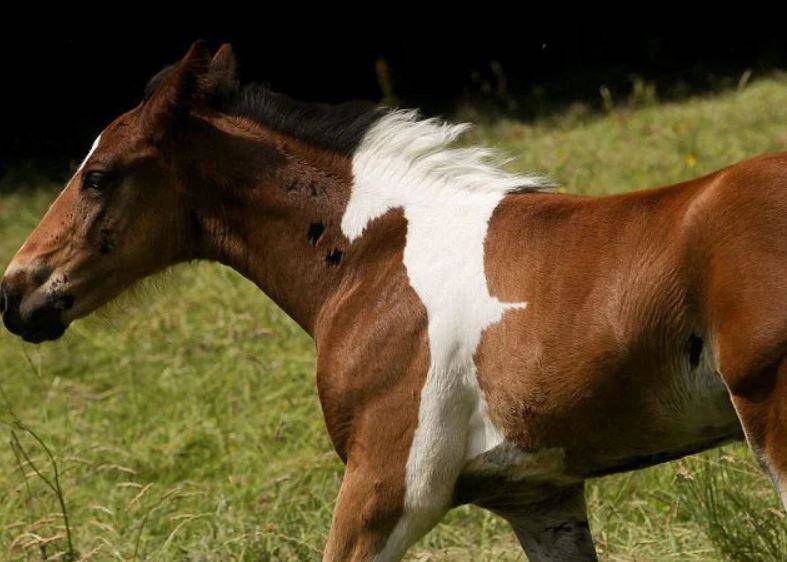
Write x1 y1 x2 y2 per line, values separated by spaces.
363 110 553 193
342 110 553 241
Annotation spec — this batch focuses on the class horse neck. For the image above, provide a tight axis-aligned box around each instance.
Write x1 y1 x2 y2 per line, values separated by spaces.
184 116 357 335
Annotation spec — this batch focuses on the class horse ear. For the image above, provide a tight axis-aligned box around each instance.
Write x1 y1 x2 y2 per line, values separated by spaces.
144 41 213 128
207 43 239 100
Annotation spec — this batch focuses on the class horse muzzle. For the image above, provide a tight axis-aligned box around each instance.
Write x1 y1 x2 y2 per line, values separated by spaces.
0 268 72 343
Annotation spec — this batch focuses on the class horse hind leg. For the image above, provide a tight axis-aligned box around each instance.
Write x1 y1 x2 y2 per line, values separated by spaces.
704 152 787 506
721 345 787 506
498 484 598 562
711 263 787 505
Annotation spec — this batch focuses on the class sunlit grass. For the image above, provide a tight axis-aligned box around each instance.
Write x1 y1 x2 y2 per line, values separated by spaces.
1 75 786 560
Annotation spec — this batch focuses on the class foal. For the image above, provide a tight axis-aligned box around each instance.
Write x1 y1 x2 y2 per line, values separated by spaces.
2 42 786 561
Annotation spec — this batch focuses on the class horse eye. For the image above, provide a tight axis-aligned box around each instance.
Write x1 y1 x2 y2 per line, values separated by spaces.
83 171 110 192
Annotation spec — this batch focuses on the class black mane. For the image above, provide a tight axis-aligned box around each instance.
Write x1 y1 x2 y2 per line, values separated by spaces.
224 85 384 155
144 66 384 155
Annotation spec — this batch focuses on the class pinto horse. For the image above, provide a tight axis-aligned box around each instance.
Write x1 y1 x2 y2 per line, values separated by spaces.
2 42 786 561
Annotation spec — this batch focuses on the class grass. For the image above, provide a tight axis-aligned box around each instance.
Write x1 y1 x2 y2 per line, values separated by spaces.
1 75 786 561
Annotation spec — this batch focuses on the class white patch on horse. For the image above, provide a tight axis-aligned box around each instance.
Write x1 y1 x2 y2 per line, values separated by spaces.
343 111 550 559
78 134 102 173
6 135 103 263
48 134 103 235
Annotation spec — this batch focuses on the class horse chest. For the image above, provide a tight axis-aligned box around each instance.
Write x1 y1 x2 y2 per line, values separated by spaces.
341 148 537 513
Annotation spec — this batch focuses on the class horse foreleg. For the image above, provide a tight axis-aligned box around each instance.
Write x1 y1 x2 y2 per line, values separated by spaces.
320 384 450 562
322 457 447 562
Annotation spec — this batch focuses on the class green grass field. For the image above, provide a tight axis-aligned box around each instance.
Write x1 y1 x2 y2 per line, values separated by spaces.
1 76 786 561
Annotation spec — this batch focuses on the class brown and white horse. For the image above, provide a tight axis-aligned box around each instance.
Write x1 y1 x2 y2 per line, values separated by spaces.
2 42 786 561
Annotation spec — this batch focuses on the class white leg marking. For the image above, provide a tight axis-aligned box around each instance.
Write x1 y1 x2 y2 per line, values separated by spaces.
344 112 545 558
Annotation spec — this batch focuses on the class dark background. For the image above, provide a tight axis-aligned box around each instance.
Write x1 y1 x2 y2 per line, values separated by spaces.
2 22 784 180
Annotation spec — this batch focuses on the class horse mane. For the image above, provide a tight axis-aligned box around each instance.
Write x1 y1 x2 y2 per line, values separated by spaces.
352 110 555 196
222 85 385 155
144 65 384 155
144 67 553 192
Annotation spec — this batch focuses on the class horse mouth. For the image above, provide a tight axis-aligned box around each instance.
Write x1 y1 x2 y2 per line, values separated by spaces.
1 307 68 344
17 322 68 343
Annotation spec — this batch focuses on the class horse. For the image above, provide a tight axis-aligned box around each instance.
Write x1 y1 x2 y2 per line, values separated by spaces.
2 41 786 561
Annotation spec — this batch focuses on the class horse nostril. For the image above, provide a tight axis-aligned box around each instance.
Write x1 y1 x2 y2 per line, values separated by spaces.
31 265 53 287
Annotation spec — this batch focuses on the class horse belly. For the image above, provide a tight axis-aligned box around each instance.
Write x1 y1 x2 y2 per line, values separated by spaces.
462 353 741 492
590 362 741 478
604 355 742 470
